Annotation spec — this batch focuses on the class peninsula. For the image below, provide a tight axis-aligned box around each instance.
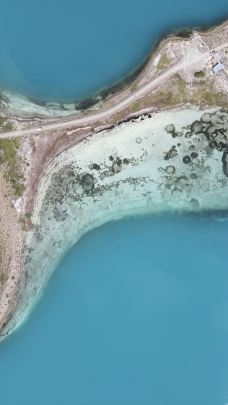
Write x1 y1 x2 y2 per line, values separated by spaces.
0 20 228 341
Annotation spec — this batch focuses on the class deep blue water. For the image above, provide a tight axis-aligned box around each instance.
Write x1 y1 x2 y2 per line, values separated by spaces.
0 0 227 101
1 215 228 405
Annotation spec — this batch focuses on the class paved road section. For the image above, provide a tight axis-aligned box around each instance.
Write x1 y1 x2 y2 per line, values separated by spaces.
1 42 228 139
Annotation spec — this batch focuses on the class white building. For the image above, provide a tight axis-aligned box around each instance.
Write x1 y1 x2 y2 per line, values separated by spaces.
212 62 223 74
212 51 221 62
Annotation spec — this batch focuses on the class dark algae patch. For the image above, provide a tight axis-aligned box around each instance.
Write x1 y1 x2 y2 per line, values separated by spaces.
80 173 95 193
183 155 191 164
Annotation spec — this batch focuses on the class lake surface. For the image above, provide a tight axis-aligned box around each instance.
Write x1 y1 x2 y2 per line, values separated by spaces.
0 0 227 101
1 215 228 405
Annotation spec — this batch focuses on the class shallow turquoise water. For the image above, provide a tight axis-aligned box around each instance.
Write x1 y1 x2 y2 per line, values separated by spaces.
0 0 227 101
1 215 228 405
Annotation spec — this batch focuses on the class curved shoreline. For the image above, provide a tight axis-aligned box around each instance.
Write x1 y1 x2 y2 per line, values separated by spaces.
0 52 150 118
0 19 228 341
0 19 227 119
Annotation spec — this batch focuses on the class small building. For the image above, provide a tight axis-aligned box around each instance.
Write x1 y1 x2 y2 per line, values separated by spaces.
212 51 221 61
212 62 223 74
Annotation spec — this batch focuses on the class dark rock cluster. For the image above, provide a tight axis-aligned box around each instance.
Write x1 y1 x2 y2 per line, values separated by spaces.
80 173 95 192
89 163 100 171
191 120 202 134
98 155 131 180
222 152 228 177
165 110 228 177
160 109 228 205
165 124 176 135
183 155 191 164
164 145 178 160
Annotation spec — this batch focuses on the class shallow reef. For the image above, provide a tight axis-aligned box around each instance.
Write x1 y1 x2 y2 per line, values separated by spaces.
2 107 228 341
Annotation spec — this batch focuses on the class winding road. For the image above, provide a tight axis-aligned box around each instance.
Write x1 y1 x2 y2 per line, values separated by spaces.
1 42 228 139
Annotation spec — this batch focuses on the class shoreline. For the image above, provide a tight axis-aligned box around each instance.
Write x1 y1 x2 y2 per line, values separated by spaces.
2 207 228 344
0 55 150 118
0 19 228 341
0 18 227 119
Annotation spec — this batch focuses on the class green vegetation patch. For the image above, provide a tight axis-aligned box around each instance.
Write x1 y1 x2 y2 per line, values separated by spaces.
0 138 25 198
0 115 13 132
130 101 141 113
194 71 206 79
0 139 19 164
152 75 228 108
157 52 170 70
127 73 228 115
190 89 227 106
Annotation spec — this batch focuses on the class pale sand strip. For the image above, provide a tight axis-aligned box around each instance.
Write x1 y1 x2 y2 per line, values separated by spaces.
0 174 23 331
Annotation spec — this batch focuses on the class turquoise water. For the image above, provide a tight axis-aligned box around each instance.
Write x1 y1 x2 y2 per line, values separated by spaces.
1 215 228 405
1 1 228 404
0 0 227 101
